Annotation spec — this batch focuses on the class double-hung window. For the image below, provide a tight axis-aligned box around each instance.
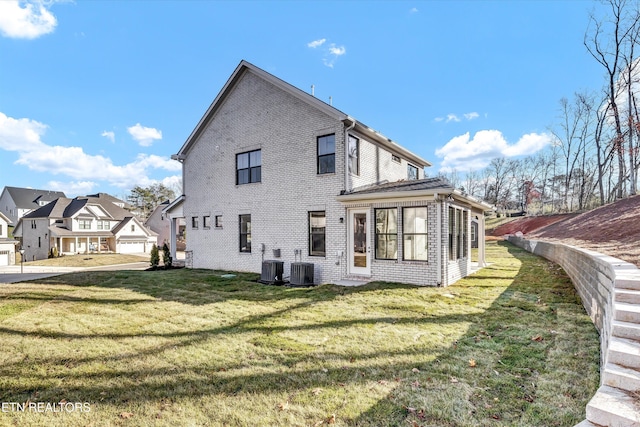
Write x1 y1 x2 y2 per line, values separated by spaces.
192 216 198 229
448 207 468 260
448 207 455 260
309 211 326 256
317 134 335 174
79 219 91 230
239 214 251 253
407 164 419 180
348 135 359 175
375 208 398 260
236 149 261 184
203 215 211 229
402 207 428 261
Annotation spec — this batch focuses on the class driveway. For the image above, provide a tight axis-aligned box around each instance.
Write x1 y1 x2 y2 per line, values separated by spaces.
0 262 149 284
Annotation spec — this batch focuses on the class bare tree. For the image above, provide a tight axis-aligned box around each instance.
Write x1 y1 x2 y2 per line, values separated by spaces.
585 0 640 198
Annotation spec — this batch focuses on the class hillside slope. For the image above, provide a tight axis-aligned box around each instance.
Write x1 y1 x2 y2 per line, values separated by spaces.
517 195 640 267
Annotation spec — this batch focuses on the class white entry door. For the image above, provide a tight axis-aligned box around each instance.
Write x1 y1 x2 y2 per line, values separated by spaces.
349 209 371 276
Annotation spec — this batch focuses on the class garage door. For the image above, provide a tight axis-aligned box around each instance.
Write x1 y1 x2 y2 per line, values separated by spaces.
120 242 145 253
0 251 9 266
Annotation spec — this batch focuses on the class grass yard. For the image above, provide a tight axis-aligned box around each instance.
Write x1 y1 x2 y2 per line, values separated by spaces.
23 253 149 268
0 241 599 426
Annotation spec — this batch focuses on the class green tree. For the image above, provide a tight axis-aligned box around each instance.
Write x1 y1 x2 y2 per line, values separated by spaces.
128 183 176 219
150 244 160 269
162 242 172 269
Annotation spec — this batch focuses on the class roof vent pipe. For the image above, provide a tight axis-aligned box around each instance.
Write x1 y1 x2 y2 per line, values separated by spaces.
311 85 315 96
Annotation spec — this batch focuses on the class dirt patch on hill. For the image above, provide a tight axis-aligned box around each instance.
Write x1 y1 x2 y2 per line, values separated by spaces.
496 195 640 267
490 214 576 237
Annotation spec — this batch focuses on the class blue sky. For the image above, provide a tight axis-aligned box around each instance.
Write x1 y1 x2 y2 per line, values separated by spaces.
0 0 607 198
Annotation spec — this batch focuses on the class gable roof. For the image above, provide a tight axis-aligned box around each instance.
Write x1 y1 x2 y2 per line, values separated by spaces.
2 186 66 210
23 196 133 221
111 216 157 237
85 192 132 209
174 60 430 168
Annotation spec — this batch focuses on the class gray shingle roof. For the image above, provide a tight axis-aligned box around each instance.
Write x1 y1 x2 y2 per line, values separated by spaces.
344 177 454 195
4 186 66 210
23 196 132 220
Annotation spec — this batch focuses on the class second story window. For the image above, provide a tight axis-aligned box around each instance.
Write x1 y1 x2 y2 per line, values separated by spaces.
192 216 198 229
79 219 92 230
348 135 359 176
317 134 335 174
408 164 418 180
236 149 261 185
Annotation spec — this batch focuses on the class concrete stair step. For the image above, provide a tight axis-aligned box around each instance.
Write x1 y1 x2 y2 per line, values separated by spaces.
586 385 640 427
603 362 640 392
609 337 640 369
613 319 640 341
616 276 640 290
574 420 603 427
616 288 640 304
615 302 640 323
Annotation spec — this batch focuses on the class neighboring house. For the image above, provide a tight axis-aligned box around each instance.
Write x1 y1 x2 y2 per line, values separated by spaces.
145 200 186 249
0 212 18 266
170 60 492 286
0 186 66 226
12 196 156 262
85 193 132 210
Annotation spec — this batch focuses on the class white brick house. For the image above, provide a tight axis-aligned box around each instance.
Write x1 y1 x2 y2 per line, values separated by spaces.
171 60 491 286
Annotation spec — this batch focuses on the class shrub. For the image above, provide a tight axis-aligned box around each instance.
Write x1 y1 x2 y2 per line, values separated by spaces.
162 242 172 269
150 244 159 269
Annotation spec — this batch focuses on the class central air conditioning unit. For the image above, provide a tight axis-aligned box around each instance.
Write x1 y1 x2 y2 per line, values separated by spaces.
260 260 284 285
290 262 314 286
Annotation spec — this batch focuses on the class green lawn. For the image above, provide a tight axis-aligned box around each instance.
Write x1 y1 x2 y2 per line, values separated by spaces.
24 253 148 267
0 241 599 426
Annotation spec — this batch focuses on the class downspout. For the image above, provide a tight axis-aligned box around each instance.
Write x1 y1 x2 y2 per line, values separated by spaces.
343 118 356 281
435 193 442 286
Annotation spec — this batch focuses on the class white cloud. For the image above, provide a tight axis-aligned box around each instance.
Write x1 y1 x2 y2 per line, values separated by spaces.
160 175 183 195
101 130 115 143
0 112 48 152
328 45 346 56
410 7 419 13
322 43 346 68
0 0 57 39
0 111 180 191
308 38 346 68
435 130 552 172
127 123 162 147
307 38 326 48
48 180 97 197
435 112 480 123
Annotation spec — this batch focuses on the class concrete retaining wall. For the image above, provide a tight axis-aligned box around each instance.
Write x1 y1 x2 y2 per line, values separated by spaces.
508 236 634 368
508 236 640 426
